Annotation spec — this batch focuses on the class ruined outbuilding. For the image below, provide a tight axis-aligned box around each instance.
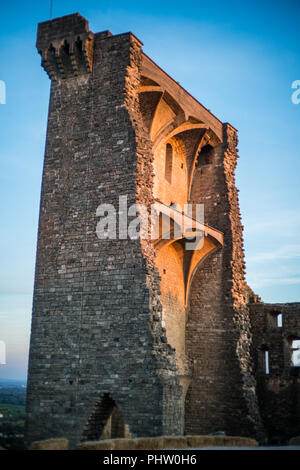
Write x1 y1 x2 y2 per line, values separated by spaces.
25 13 300 448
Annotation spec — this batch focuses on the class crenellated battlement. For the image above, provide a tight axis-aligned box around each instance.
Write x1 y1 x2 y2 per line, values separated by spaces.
36 13 94 79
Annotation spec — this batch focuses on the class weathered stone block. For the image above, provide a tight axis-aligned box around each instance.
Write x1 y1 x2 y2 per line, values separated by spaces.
289 436 300 446
77 439 115 450
31 438 69 450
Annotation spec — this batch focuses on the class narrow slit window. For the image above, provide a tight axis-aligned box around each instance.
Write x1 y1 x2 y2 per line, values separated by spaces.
165 143 173 184
264 350 270 374
277 313 283 327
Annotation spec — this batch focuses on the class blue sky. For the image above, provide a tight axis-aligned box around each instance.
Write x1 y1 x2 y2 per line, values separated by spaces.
0 0 299 380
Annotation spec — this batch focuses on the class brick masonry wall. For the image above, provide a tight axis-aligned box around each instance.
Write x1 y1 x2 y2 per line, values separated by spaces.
26 15 182 449
249 302 300 443
186 125 265 441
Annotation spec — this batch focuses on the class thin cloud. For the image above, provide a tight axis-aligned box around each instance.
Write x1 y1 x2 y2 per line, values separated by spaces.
0 287 33 295
247 244 300 263
250 276 300 289
244 210 300 236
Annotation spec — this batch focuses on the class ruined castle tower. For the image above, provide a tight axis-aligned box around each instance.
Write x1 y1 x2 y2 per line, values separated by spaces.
25 13 266 448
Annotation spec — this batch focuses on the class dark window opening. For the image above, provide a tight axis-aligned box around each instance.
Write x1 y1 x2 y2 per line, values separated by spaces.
268 311 283 328
196 144 214 167
81 393 131 442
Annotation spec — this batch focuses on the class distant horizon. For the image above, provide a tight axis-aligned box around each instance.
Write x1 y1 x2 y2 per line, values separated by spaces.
0 377 27 384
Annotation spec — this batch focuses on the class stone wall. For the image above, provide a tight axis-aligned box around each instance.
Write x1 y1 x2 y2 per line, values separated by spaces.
26 14 182 450
249 302 300 443
186 125 265 441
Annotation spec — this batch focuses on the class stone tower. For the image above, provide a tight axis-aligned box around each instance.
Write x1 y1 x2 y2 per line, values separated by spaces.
26 13 265 448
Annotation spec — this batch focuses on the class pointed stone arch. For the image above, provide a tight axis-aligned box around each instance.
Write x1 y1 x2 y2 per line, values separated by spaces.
81 393 131 442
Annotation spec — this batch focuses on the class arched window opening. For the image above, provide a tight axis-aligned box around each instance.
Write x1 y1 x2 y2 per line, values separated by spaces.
81 393 131 442
196 144 214 167
165 143 173 184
